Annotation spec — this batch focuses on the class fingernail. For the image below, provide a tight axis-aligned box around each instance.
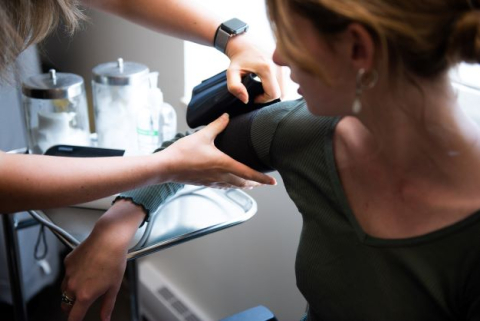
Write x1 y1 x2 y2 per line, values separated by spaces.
239 95 248 104
221 113 229 120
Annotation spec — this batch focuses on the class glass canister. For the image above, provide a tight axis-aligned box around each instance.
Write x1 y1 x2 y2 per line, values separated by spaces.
22 69 90 154
92 58 149 151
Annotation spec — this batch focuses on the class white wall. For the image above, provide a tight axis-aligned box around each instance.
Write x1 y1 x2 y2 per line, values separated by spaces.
451 64 480 125
43 7 307 320
0 47 39 151
451 63 480 90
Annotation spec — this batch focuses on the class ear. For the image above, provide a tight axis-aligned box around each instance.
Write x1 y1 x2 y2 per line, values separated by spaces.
341 23 376 71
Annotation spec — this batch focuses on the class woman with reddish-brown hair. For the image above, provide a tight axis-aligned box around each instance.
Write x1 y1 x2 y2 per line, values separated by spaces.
64 0 480 320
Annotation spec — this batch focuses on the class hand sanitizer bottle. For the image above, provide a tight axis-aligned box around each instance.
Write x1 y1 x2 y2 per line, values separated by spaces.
137 72 163 154
160 100 177 142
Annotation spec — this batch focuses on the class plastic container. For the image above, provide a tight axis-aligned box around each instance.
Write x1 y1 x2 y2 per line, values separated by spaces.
21 69 90 154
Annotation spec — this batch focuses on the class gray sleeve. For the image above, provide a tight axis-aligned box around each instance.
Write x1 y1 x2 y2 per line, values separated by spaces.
113 133 187 226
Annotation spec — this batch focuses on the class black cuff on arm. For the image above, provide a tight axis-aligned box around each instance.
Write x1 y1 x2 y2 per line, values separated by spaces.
214 110 274 173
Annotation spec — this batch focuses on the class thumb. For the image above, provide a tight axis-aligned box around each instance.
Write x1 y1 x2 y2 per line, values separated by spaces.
203 113 230 140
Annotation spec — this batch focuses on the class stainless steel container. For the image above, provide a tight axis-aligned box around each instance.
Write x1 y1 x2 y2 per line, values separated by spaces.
92 58 149 150
22 70 90 154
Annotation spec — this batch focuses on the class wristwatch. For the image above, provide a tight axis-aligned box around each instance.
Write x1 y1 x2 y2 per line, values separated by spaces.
214 18 249 54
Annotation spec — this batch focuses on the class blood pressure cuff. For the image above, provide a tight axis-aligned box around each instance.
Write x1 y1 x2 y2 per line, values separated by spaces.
214 99 299 173
214 110 274 173
186 70 280 128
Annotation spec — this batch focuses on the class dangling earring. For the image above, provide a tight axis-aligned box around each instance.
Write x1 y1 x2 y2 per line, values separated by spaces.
352 68 378 114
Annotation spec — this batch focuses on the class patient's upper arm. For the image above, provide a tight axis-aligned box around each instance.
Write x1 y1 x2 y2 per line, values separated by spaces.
214 99 304 173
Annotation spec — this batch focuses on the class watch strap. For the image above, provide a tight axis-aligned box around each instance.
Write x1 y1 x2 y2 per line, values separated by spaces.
214 27 231 53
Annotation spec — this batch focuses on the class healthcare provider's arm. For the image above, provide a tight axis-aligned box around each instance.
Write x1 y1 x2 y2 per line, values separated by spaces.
0 114 275 214
81 0 281 103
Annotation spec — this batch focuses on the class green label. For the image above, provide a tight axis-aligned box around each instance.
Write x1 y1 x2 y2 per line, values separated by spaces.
136 128 159 136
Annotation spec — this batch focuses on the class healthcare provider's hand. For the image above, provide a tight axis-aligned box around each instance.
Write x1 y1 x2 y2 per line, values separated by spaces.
159 113 276 188
225 34 282 104
61 200 142 321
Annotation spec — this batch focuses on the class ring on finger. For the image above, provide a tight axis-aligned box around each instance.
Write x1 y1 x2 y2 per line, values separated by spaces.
61 292 75 306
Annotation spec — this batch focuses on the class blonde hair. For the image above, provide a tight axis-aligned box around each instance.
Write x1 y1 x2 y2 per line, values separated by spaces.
267 0 480 81
0 0 85 79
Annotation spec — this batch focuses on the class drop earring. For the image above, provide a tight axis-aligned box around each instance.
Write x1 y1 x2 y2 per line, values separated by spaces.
352 68 378 114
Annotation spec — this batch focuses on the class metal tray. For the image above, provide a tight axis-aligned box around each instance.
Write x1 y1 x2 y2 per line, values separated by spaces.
28 185 257 260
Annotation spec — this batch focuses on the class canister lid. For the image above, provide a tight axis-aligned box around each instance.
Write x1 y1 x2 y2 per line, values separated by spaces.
22 70 84 99
92 58 149 86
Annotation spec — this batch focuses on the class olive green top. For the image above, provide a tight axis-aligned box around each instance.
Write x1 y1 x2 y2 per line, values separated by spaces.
252 99 480 321
121 99 480 320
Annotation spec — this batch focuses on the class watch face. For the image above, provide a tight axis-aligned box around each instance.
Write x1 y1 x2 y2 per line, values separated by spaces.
222 18 248 34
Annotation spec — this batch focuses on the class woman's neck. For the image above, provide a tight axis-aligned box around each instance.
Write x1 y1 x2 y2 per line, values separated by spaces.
342 73 480 209
358 75 479 164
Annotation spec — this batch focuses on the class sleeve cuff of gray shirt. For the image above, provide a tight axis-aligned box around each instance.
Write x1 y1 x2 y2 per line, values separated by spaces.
113 182 185 227
112 132 190 227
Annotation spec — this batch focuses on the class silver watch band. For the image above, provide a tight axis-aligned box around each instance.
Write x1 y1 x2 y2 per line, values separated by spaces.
214 28 231 54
